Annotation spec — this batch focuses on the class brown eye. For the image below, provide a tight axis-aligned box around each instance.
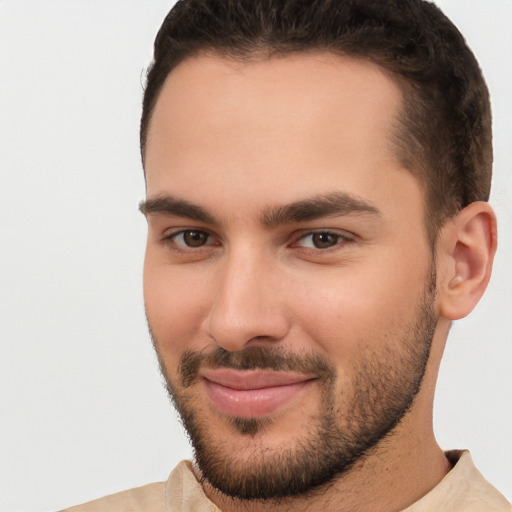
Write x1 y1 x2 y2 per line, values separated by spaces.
162 229 219 254
311 232 340 249
293 230 350 251
181 230 209 247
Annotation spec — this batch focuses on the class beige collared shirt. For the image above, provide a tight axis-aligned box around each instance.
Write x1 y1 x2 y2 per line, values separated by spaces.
61 451 511 511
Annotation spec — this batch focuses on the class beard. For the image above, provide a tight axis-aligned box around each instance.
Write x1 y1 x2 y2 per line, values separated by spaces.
151 269 437 502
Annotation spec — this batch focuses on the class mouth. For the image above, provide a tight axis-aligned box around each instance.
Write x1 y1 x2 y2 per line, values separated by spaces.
200 368 316 418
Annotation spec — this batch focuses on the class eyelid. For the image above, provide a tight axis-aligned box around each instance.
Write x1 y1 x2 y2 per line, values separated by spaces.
157 226 355 254
160 227 220 249
290 228 355 250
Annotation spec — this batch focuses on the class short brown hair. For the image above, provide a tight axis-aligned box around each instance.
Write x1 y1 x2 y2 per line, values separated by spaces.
140 0 492 239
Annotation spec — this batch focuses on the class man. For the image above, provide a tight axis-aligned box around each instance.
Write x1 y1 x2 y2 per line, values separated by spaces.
63 0 511 510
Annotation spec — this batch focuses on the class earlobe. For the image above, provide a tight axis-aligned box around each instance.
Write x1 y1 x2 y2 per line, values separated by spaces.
437 201 497 320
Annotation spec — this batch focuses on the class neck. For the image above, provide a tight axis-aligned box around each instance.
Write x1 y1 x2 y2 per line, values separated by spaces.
201 417 450 512
203 432 450 512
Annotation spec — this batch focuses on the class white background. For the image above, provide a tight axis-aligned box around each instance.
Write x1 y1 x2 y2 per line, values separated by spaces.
0 1 510 511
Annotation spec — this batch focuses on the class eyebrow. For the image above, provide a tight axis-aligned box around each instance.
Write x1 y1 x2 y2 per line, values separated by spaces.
261 192 380 226
139 196 215 223
139 192 380 226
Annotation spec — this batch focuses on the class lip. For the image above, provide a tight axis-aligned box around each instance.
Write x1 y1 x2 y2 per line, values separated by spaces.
201 369 315 418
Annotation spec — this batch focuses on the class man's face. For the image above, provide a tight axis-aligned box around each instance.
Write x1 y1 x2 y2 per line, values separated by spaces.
142 53 438 499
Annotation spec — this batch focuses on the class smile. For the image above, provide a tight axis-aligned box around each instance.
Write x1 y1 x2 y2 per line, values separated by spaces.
200 369 315 418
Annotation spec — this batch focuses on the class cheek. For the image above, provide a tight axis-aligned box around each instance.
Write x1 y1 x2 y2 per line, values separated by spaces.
290 257 428 361
143 255 213 366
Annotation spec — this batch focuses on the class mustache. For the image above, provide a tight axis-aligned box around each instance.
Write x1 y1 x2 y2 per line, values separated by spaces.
179 345 336 388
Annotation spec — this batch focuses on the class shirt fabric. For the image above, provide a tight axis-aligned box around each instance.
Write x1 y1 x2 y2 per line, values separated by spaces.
60 450 511 511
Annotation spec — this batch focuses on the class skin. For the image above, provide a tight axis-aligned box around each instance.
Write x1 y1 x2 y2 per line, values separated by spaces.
142 53 496 512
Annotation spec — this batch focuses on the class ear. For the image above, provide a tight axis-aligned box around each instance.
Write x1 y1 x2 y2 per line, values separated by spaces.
436 201 497 320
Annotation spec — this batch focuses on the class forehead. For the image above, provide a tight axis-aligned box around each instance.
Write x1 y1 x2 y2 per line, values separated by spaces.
146 52 402 160
150 51 401 121
144 52 420 220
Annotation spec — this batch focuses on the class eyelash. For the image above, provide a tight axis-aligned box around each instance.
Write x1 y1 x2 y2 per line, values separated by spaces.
292 230 354 252
161 229 219 253
161 228 354 254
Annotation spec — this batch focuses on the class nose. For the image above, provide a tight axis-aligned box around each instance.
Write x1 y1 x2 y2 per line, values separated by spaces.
204 249 290 352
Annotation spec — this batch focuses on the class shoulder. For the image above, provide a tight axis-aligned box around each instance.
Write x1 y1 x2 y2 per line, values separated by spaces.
57 460 211 512
58 481 166 512
405 450 512 512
